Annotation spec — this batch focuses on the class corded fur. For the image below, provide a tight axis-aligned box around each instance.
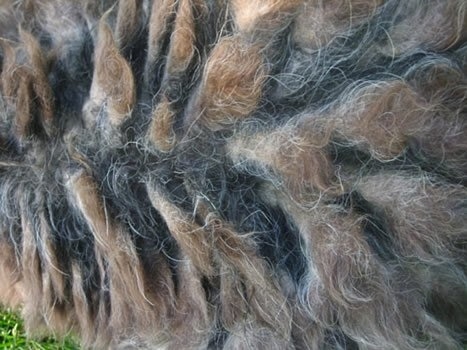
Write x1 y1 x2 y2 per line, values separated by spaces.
0 0 466 349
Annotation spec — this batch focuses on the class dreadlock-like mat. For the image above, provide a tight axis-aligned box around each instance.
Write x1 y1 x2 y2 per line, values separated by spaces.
0 0 466 349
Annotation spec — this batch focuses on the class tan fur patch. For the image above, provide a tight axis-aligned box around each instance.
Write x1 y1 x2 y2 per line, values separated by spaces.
230 0 303 35
331 81 429 159
204 213 291 340
189 36 266 131
293 0 383 50
147 0 177 64
227 125 335 201
357 173 467 262
115 0 143 51
90 20 135 126
147 184 215 276
38 211 66 302
0 39 17 98
0 240 24 309
169 260 212 349
0 40 33 141
148 96 177 152
67 171 164 344
165 0 197 74
14 73 34 141
267 189 420 348
70 262 102 347
20 29 54 135
19 202 46 335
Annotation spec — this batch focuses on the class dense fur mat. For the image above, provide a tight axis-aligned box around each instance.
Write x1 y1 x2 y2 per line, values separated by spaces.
0 0 466 349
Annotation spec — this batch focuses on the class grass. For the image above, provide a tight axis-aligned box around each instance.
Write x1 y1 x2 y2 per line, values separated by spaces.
0 309 79 350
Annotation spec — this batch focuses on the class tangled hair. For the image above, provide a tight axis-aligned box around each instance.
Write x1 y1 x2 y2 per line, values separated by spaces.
0 0 466 348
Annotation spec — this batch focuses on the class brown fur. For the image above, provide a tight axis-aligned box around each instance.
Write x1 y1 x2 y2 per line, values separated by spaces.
89 19 135 127
293 0 383 50
115 0 144 52
148 96 177 152
227 124 336 202
67 171 166 347
0 240 23 309
165 0 197 75
147 0 177 71
230 0 303 38
187 36 266 131
19 29 54 135
0 1 466 349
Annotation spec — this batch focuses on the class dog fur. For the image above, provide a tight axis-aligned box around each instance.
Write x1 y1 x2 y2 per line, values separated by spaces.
0 0 466 349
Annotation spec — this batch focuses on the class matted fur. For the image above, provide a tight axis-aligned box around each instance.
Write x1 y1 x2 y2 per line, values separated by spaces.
0 0 466 349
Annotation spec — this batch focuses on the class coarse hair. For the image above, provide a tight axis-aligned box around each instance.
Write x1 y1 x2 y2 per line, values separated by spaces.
0 0 466 349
